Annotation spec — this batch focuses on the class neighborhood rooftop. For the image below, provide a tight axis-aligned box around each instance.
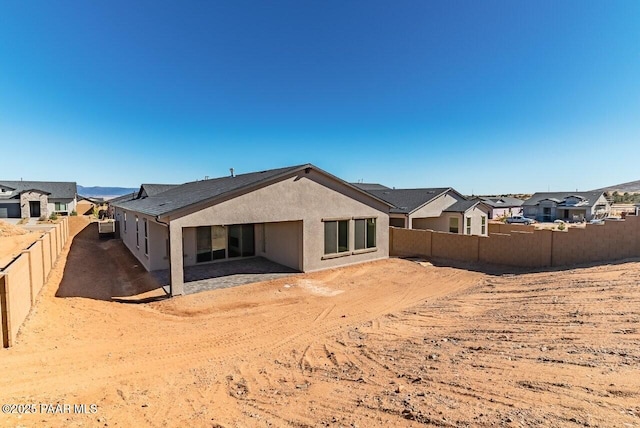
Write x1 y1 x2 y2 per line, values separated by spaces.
522 192 605 206
365 188 451 214
443 199 482 213
0 180 77 199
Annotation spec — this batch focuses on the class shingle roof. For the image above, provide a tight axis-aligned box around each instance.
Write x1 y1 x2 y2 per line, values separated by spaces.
112 164 307 217
0 180 77 199
366 188 451 214
477 196 524 208
138 184 179 198
443 199 481 213
107 192 137 204
523 192 605 207
351 183 391 191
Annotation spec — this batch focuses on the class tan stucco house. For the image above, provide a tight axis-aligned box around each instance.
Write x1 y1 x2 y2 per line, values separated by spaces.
111 164 392 296
0 180 77 219
522 192 610 222
354 186 490 236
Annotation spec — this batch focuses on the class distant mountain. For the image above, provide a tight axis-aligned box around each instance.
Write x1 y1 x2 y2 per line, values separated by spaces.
592 180 640 194
78 185 138 199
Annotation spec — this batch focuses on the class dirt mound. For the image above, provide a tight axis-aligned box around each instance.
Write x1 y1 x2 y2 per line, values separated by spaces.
0 219 28 237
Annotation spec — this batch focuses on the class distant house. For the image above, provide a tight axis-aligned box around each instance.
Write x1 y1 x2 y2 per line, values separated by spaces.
474 196 524 220
522 192 610 222
0 180 77 219
359 187 490 236
111 164 392 296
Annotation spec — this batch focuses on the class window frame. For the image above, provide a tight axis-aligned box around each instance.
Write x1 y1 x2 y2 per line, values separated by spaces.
466 217 471 235
354 217 377 251
123 211 127 233
323 219 350 257
481 216 486 235
135 216 139 248
449 217 459 234
144 218 149 256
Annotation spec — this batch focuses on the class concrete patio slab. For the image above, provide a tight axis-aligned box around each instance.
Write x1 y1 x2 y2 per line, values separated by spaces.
152 257 299 295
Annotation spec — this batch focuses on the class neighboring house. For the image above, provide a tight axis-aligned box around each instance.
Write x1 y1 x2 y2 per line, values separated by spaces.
522 192 610 222
363 187 490 236
111 164 392 296
0 180 77 219
474 196 524 220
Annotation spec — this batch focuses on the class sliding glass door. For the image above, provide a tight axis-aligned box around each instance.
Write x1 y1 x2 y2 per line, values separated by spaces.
196 225 227 262
228 224 255 258
196 224 254 263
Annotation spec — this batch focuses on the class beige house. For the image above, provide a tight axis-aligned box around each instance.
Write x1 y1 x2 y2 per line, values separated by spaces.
111 164 392 296
357 186 490 236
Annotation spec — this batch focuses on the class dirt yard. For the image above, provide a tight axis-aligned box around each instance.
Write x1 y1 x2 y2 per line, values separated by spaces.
0 220 40 268
1 217 639 427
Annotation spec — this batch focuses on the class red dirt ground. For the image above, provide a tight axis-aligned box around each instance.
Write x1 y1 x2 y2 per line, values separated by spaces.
1 216 638 427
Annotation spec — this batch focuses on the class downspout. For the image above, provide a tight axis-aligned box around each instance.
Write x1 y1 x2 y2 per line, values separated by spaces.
156 216 172 297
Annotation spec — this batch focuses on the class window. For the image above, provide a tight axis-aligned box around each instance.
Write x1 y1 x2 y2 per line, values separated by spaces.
449 217 459 234
144 218 148 255
466 217 471 235
481 216 486 235
324 220 349 255
354 218 376 250
123 212 127 233
135 216 139 247
55 202 67 211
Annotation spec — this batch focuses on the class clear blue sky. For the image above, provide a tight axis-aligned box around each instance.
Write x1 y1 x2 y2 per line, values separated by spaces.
1 1 638 194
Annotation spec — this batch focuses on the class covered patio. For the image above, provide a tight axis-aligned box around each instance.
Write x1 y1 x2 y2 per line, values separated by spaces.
152 256 299 295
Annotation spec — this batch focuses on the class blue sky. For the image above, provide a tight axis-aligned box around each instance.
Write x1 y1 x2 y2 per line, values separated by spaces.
1 1 638 194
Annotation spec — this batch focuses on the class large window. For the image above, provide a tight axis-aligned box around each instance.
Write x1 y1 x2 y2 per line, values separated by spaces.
135 216 139 247
354 218 376 250
449 217 459 234
466 217 471 235
144 218 149 255
54 202 67 211
481 216 486 235
324 220 349 255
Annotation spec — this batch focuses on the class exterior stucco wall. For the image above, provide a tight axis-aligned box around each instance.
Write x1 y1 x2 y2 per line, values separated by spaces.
258 221 303 270
408 191 464 227
115 208 168 272
48 198 77 215
462 206 489 236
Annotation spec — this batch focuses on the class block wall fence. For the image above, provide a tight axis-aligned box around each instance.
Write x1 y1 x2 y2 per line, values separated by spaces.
390 216 640 269
1 217 69 348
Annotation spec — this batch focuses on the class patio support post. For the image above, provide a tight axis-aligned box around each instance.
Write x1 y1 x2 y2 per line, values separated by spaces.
169 222 185 296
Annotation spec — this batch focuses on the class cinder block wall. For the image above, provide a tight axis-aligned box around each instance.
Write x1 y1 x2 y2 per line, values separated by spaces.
391 217 640 269
389 227 432 257
0 255 31 347
26 241 44 304
488 223 536 234
41 233 52 278
1 217 69 348
431 231 479 262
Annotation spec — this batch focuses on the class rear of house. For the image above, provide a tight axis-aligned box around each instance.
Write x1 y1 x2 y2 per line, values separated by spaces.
112 164 391 296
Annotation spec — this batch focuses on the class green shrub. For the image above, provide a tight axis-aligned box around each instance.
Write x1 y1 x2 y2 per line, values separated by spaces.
557 222 566 231
71 210 78 216
49 212 58 221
